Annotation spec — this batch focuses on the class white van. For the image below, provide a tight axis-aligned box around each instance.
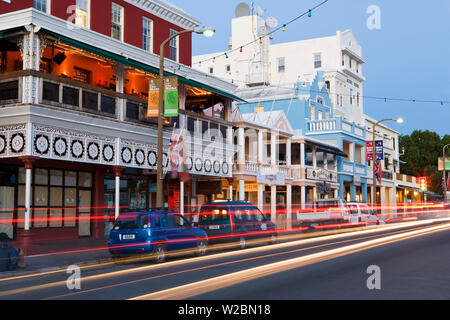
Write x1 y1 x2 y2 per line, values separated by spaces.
346 202 385 225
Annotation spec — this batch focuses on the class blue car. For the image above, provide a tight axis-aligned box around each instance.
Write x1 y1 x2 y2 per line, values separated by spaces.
197 201 277 249
108 210 208 263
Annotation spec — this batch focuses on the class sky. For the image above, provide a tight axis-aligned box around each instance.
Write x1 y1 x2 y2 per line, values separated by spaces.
169 0 450 137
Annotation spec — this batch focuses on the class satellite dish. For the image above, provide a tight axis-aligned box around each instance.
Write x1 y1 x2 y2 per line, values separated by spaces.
254 5 264 17
265 17 278 29
235 3 250 17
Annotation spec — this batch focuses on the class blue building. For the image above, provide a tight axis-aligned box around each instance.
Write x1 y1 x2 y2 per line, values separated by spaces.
236 72 368 203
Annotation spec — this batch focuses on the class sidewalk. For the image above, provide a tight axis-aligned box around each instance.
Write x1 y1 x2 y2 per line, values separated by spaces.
0 237 112 279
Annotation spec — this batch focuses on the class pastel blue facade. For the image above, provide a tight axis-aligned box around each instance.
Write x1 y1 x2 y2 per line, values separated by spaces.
238 72 368 202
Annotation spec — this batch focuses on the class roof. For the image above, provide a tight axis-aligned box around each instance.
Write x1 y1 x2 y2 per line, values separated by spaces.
239 111 294 135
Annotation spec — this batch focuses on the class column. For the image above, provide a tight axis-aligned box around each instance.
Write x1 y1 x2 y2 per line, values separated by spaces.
334 189 339 199
313 186 317 201
286 184 292 229
286 139 292 166
180 181 184 216
271 185 277 224
323 152 328 170
312 146 317 167
380 186 386 212
271 131 278 166
350 184 356 202
116 63 125 121
300 143 306 167
19 156 39 231
238 127 245 170
239 179 245 201
362 183 368 203
258 183 264 213
301 186 306 210
113 166 125 219
92 168 105 239
227 178 234 201
258 130 264 163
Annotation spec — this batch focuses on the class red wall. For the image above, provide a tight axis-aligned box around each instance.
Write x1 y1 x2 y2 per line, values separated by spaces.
0 0 193 66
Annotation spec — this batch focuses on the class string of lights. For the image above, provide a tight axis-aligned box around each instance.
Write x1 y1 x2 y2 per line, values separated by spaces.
213 76 449 106
194 0 330 67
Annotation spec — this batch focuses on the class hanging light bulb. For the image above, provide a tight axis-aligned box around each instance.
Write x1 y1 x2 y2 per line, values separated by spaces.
259 37 263 44
308 9 312 18
225 53 229 59
212 57 215 63
282 24 286 32
240 46 243 53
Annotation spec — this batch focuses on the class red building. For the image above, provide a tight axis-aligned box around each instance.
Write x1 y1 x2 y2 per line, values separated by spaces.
0 0 241 253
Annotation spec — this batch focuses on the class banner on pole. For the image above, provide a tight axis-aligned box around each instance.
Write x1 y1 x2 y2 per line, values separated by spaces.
375 140 384 160
146 78 160 118
366 141 374 161
164 77 179 117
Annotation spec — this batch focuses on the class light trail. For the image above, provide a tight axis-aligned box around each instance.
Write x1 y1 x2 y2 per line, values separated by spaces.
130 223 450 300
43 225 433 300
1 218 449 296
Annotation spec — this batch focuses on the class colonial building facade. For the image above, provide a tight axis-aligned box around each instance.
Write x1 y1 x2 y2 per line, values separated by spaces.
0 3 241 249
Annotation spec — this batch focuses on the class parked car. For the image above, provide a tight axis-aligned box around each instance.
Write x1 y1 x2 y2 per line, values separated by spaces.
108 210 208 263
346 202 385 225
295 198 351 229
197 201 277 249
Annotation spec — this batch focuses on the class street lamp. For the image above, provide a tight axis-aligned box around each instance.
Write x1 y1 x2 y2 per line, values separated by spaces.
443 144 450 205
371 118 403 209
156 27 215 208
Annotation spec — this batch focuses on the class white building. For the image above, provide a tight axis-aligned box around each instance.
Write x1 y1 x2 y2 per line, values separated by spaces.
193 6 366 126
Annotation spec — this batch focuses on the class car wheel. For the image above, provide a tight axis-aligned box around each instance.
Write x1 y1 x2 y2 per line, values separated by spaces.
153 244 166 264
239 236 246 249
196 239 207 257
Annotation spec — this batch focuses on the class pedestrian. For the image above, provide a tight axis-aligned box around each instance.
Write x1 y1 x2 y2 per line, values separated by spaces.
0 232 23 271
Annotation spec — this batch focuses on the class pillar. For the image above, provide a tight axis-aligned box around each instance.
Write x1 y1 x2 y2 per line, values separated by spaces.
92 167 105 239
271 131 278 166
257 183 264 212
180 181 184 215
239 179 245 201
238 127 245 168
301 185 306 210
227 178 234 201
271 184 276 223
286 139 292 166
113 166 125 219
257 130 264 163
362 183 368 203
300 142 305 167
350 183 356 202
312 146 317 168
323 152 328 170
19 156 39 231
286 184 292 229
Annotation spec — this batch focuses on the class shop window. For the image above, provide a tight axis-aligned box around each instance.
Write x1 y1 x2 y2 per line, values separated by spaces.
79 172 92 188
35 168 49 185
83 91 98 111
0 80 19 102
65 171 77 186
50 170 63 186
100 95 116 115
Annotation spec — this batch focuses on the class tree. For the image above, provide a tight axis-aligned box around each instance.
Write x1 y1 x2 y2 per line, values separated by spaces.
399 130 446 195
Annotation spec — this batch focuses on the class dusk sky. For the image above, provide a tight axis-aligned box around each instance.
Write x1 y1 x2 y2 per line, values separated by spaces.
170 0 450 137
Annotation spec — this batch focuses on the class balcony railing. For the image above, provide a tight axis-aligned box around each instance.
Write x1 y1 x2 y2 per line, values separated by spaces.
306 116 366 138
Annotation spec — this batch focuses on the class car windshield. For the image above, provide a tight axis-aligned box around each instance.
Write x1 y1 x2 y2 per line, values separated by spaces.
232 206 266 223
113 214 148 230
199 206 230 225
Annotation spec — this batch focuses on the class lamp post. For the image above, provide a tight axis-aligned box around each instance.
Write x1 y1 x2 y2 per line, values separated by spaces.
371 118 403 210
443 144 450 206
156 27 215 208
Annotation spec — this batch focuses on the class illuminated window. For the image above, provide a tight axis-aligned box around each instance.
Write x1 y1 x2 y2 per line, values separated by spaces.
76 0 89 28
111 3 124 41
33 0 48 13
143 17 153 52
169 29 178 61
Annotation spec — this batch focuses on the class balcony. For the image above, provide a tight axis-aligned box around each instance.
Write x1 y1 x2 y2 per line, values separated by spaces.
340 160 367 176
306 116 366 139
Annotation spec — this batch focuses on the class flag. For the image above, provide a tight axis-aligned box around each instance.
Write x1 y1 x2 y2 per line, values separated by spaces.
374 160 382 184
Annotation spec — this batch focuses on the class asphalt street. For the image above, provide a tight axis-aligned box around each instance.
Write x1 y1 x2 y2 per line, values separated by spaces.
1 219 450 300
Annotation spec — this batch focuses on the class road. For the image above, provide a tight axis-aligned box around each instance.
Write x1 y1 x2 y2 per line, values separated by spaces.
1 218 450 300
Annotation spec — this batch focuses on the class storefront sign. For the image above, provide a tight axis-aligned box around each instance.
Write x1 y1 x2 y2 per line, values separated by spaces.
197 181 222 195
438 157 450 171
306 168 337 182
164 77 179 117
257 173 285 186
147 78 160 118
317 181 331 195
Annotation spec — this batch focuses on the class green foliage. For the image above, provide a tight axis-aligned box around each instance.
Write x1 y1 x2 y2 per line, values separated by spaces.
399 130 450 195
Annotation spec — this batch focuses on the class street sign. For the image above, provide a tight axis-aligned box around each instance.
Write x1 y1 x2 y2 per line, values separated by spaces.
366 141 374 161
375 140 383 160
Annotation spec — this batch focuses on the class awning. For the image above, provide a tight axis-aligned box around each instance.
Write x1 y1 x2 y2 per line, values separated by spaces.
306 139 347 157
42 29 246 103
